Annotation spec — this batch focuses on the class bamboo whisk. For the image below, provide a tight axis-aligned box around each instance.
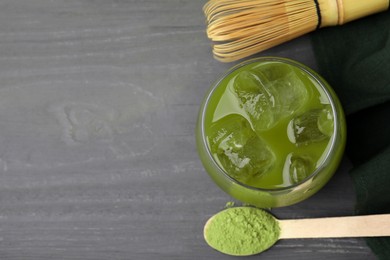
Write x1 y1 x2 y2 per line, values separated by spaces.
203 0 389 62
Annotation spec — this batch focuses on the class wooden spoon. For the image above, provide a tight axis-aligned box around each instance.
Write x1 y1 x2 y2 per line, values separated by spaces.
204 207 390 256
279 213 390 239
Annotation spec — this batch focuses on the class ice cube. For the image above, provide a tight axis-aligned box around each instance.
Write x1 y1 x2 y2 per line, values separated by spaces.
317 105 334 137
284 154 314 184
253 62 293 82
209 114 253 154
209 114 275 183
233 70 276 131
233 66 308 132
288 108 333 145
269 68 308 117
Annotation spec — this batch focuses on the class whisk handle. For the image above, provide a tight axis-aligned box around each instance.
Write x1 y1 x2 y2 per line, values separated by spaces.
321 0 389 27
341 0 389 24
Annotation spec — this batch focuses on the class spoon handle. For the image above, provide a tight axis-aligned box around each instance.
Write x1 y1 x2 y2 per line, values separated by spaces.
279 214 390 239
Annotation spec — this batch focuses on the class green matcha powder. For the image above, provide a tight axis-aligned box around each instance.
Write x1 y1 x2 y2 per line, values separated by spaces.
204 207 280 256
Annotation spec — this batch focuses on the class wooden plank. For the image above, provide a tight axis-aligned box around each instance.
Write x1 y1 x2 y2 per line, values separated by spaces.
0 0 375 259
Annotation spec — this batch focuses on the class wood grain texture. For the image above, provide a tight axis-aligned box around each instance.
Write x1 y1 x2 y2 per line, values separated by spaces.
0 1 376 259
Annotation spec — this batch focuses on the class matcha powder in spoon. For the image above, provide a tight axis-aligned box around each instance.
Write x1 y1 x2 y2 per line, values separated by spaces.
204 207 280 256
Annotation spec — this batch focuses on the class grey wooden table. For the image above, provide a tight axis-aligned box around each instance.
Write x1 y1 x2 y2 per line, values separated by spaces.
0 1 377 259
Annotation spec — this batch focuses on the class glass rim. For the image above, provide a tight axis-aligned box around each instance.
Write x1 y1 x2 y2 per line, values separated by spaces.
200 56 342 192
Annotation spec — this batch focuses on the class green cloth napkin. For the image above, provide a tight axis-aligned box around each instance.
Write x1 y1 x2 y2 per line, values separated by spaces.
310 10 390 259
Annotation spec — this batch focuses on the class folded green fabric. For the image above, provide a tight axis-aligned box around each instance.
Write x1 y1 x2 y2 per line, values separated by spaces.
311 10 390 259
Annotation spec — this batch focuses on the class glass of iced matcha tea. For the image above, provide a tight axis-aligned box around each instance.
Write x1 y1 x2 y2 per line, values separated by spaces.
196 57 346 208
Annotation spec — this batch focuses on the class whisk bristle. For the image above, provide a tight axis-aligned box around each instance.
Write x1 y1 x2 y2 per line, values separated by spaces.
203 0 319 62
204 0 390 62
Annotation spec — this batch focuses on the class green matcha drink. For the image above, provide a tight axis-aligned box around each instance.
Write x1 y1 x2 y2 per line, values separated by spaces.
196 57 346 207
